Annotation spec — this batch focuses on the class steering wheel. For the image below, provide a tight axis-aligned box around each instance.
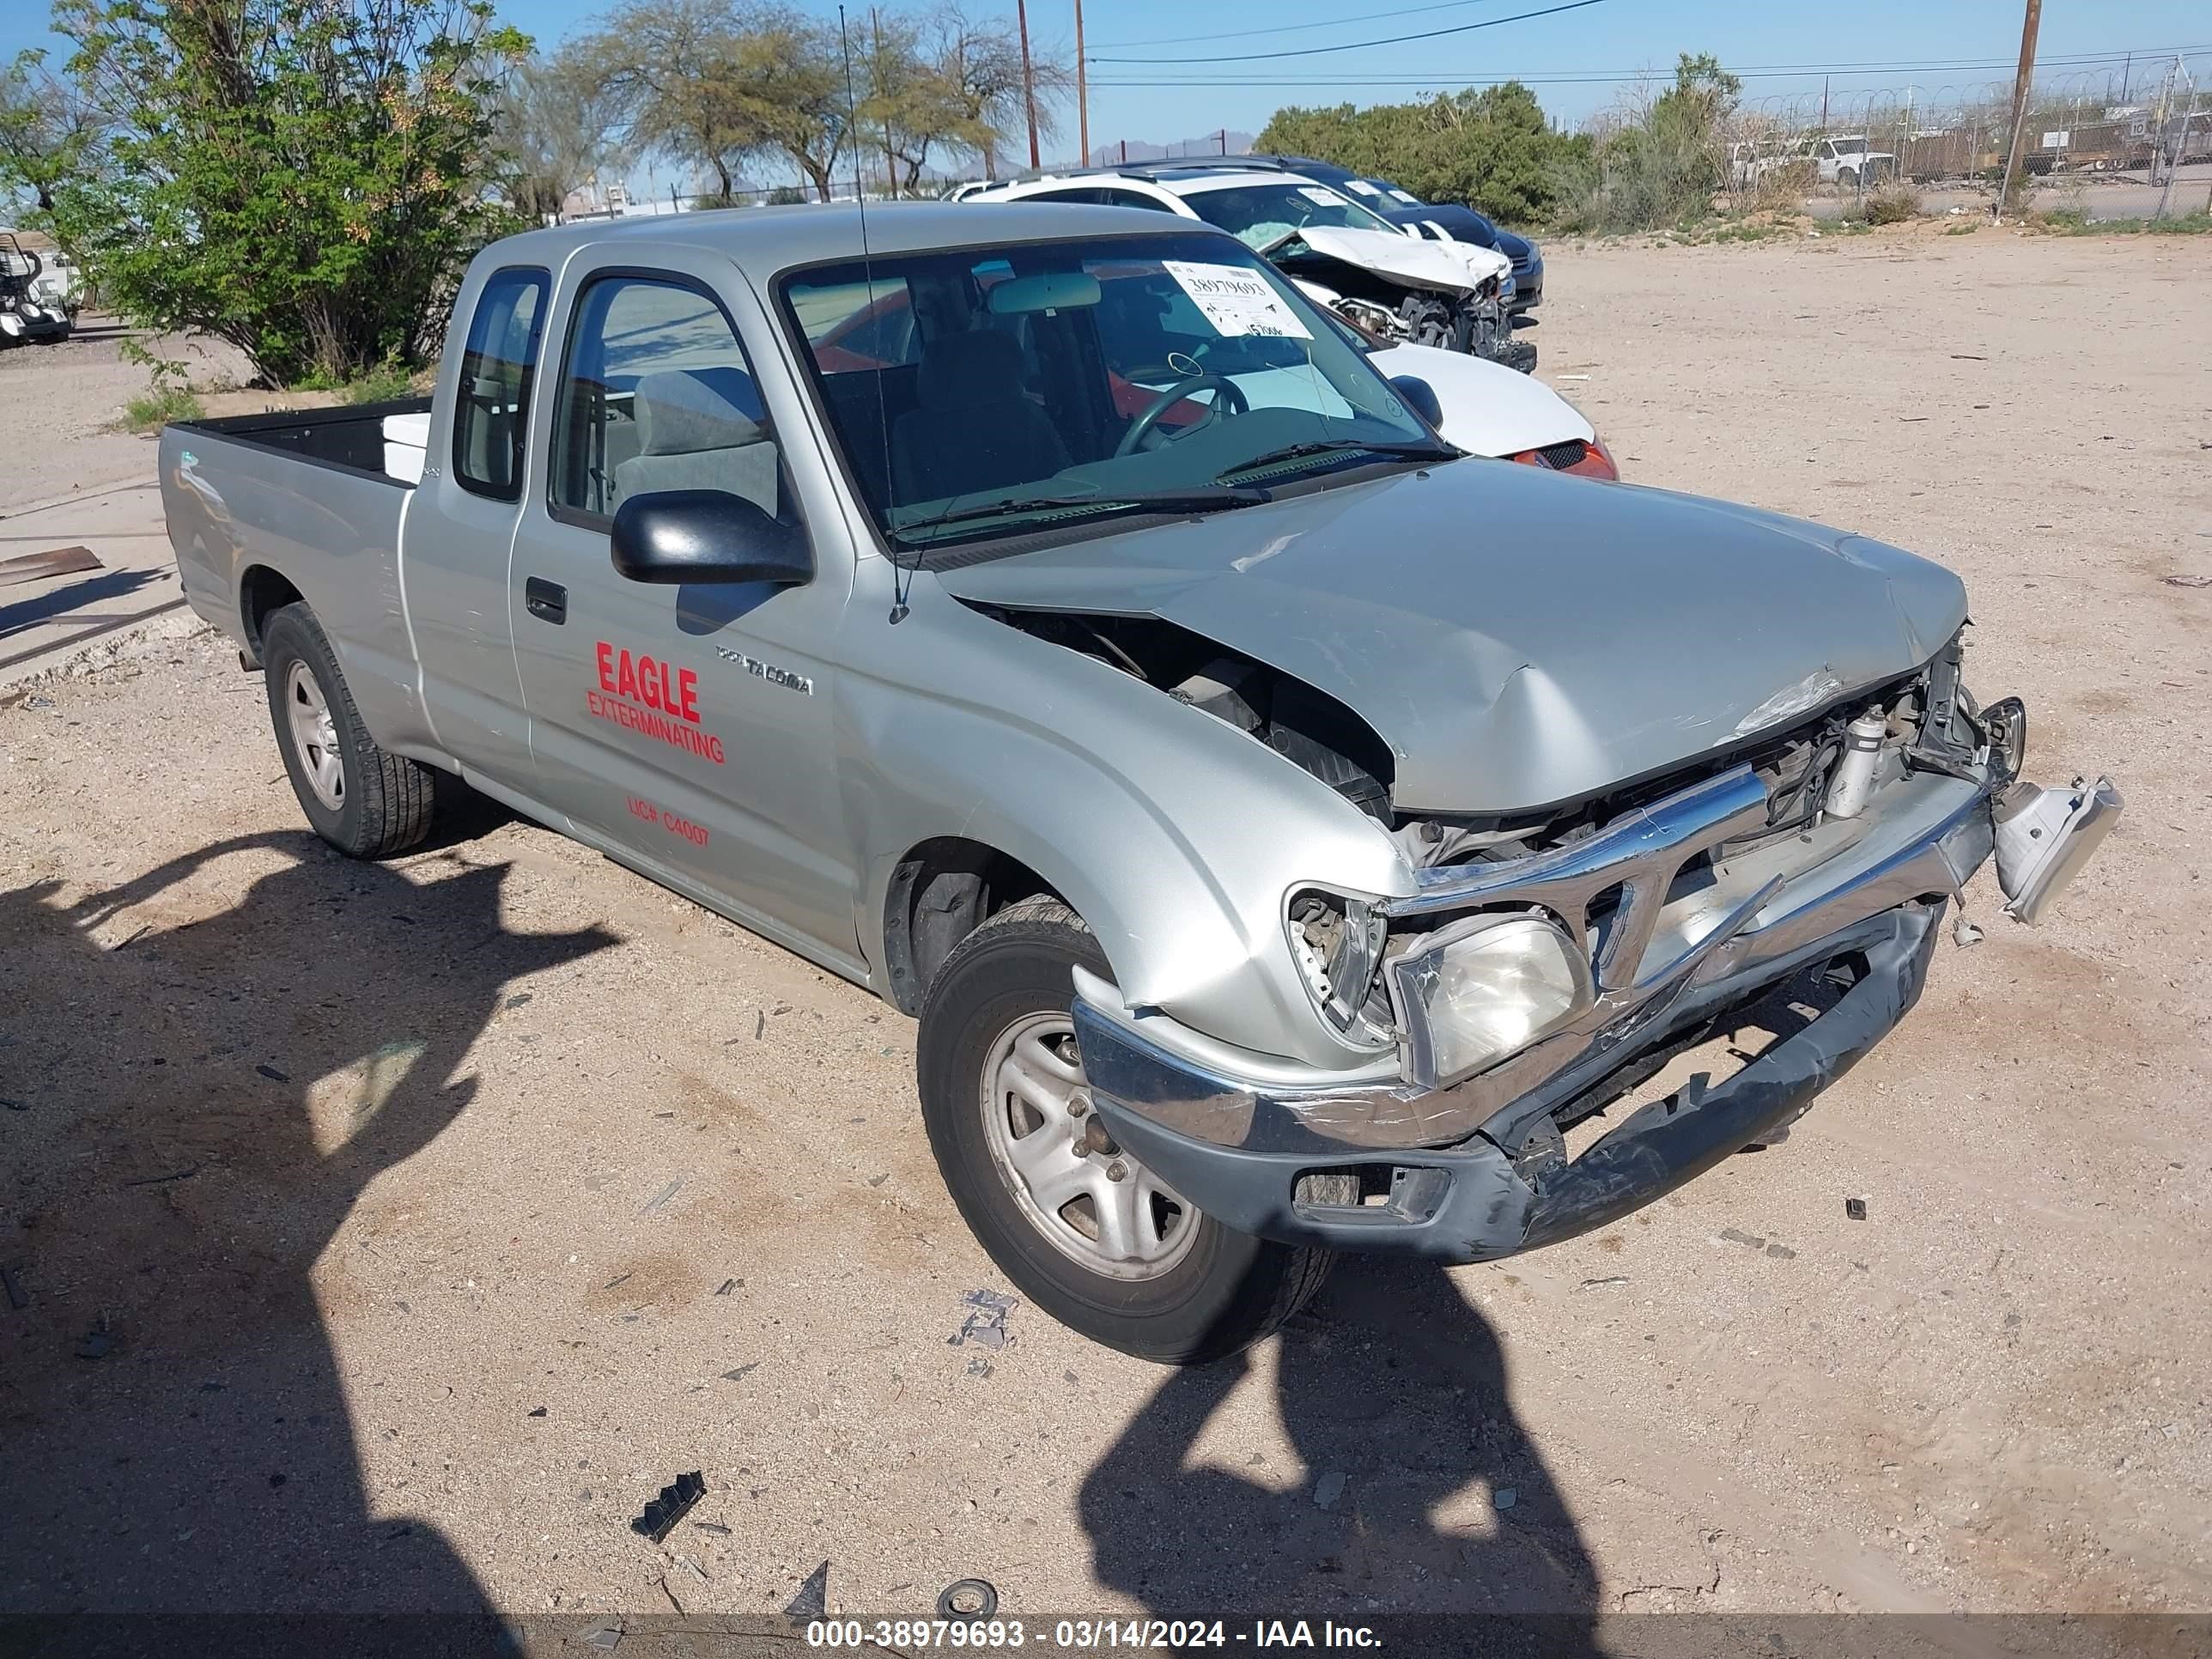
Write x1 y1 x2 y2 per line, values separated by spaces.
1115 372 1249 457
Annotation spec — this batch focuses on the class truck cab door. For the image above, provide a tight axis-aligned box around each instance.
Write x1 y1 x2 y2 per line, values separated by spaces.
400 264 550 791
508 253 863 971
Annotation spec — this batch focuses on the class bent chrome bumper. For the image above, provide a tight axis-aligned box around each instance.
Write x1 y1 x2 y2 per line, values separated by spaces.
1084 904 1942 1262
1073 750 2118 1262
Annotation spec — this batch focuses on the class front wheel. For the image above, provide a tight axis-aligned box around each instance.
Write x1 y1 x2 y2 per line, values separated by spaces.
917 896 1336 1364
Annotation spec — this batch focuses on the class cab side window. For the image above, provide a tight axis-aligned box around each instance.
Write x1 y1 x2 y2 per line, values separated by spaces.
452 267 549 500
550 274 787 524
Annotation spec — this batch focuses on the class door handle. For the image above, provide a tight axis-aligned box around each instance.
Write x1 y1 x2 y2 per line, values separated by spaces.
525 577 567 625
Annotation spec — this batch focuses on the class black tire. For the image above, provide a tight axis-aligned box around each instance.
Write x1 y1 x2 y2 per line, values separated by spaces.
917 895 1336 1365
261 602 435 858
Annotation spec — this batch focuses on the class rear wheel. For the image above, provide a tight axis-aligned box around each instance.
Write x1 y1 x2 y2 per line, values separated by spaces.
262 602 435 858
917 896 1337 1364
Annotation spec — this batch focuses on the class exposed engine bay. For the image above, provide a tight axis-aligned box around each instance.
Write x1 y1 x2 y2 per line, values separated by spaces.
1278 241 1534 374
980 601 2021 1064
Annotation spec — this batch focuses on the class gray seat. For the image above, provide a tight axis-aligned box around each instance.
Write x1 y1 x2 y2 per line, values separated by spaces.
611 367 779 516
890 331 1071 505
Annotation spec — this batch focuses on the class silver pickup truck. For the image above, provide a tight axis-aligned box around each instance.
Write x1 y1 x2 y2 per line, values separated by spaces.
161 201 2118 1364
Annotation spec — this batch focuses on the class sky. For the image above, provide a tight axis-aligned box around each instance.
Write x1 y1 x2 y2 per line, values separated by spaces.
8 0 2209 185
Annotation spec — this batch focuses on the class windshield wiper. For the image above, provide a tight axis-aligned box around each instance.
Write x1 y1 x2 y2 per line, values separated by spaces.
890 484 1269 544
1217 438 1456 482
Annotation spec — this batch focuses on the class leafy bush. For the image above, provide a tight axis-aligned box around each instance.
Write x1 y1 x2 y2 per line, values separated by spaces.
1547 54 1741 236
1255 82 1589 226
120 384 202 432
344 361 419 404
1862 181 1919 225
46 0 529 387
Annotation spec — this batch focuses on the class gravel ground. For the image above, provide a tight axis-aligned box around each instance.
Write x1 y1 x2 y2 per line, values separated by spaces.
0 322 254 505
1 223 2208 1625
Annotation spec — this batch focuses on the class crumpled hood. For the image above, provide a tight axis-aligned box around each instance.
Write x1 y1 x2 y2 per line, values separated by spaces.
935 460 1967 815
1281 225 1510 296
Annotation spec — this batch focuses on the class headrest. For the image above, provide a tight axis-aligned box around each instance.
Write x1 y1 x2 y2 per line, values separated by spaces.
918 330 1027 411
635 368 764 457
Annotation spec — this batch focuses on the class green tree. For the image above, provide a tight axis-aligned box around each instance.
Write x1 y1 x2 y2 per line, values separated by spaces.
1255 81 1583 225
46 0 528 386
498 44 619 224
1551 52 1741 234
0 48 101 217
590 0 771 206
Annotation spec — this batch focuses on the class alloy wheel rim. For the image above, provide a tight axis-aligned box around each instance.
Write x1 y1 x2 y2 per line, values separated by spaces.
284 660 345 811
978 1011 1200 1281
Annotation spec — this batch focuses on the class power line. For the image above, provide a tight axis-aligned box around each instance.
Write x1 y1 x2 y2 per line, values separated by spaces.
1091 0 1524 52
1091 0 1611 67
1088 44 2212 89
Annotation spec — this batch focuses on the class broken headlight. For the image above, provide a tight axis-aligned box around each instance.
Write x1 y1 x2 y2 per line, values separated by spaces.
1387 915 1594 1088
1285 889 1390 1047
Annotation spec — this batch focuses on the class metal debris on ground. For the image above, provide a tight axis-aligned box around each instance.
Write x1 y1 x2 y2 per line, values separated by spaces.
254 1065 290 1083
1 1097 27 1112
714 1278 737 1296
783 1559 830 1621
122 1164 198 1188
720 1363 759 1382
3 1264 28 1310
1313 1471 1347 1511
938 1578 1000 1621
694 1521 732 1535
639 1176 684 1216
527 1407 548 1418
76 1321 113 1360
0 544 101 588
584 1626 623 1652
1845 1196 1870 1221
1494 1487 1519 1512
2162 575 2212 589
629 1471 706 1543
950 1288 1017 1352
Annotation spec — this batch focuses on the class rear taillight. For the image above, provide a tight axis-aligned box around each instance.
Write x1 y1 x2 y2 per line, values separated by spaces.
1507 434 1620 481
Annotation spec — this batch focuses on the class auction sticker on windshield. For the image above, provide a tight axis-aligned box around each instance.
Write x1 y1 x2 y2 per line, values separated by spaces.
1161 260 1312 340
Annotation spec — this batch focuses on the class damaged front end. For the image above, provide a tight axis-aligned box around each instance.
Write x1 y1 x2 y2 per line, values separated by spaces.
1073 636 2121 1261
1274 229 1534 374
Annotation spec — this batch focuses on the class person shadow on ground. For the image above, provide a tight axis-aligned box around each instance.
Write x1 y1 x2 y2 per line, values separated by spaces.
0 829 613 1633
1079 1256 1604 1655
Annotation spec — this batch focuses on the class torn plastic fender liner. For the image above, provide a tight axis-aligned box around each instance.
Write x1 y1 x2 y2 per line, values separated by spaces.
1089 904 1942 1263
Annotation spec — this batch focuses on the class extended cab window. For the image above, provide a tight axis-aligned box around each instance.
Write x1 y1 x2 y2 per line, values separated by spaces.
453 267 549 500
550 275 787 523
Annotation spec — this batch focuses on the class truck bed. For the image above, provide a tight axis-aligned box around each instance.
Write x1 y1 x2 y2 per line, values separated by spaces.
177 396 434 485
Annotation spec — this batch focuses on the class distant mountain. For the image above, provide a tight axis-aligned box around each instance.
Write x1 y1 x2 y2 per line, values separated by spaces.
1087 131 1256 167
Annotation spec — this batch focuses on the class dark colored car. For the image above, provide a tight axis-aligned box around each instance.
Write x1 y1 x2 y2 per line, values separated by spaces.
1237 154 1544 313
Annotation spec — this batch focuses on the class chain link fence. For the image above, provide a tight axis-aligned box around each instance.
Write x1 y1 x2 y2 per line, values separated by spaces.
1719 59 2212 219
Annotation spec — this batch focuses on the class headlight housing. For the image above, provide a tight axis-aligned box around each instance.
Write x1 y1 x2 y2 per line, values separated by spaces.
1285 888 1390 1048
1387 914 1593 1087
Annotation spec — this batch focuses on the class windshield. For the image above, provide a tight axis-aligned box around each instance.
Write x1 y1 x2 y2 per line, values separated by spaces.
1182 182 1401 250
781 232 1442 553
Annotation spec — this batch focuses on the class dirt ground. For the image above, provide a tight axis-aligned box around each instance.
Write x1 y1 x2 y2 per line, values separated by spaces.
1 225 2208 1627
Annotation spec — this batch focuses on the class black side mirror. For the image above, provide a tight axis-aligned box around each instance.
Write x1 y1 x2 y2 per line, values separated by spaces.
610 489 814 586
1389 374 1444 431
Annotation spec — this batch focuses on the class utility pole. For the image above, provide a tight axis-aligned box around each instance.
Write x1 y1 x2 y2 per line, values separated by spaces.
1996 0 2043 220
1016 0 1041 170
1074 0 1090 167
1820 76 1829 131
